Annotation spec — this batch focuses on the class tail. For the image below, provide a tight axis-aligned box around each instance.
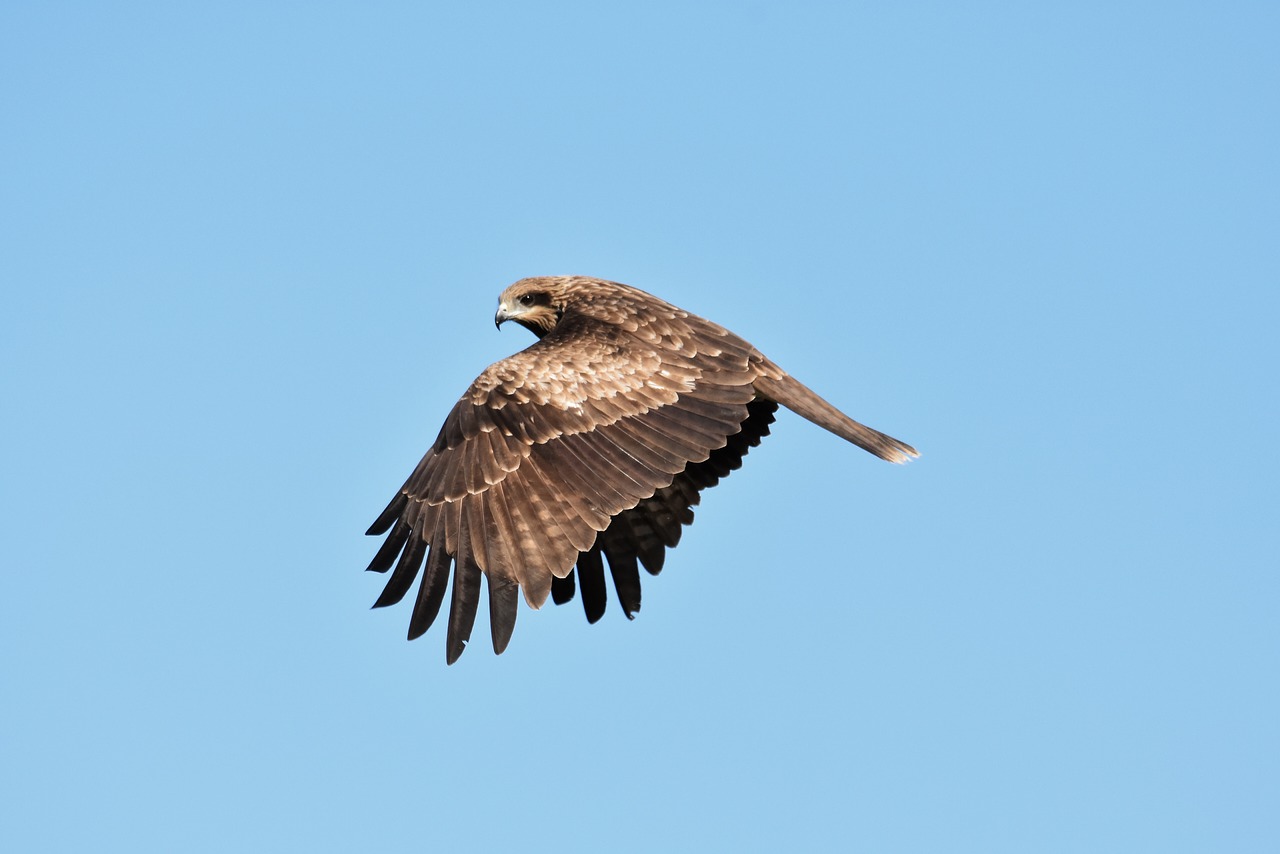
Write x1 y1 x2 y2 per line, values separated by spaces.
753 361 919 464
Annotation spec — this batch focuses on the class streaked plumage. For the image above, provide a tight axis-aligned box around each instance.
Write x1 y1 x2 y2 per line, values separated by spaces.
366 276 918 663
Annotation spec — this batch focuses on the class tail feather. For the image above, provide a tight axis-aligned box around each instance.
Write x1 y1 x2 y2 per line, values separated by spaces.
753 367 919 464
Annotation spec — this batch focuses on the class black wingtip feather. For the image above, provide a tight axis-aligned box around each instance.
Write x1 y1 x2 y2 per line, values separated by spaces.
577 548 608 624
407 539 451 641
366 493 408 536
638 546 665 575
551 571 576 606
445 538 482 665
372 523 427 608
487 576 519 655
365 518 411 573
605 548 642 620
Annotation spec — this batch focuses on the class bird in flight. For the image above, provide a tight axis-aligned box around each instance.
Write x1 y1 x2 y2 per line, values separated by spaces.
366 276 918 663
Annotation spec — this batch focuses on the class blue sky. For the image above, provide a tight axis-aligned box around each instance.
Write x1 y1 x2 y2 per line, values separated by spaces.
2 3 1277 851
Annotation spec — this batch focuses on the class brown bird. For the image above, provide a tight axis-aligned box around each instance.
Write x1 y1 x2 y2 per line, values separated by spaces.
366 276 918 663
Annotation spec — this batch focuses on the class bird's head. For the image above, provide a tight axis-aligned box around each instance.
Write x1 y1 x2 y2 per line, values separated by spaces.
494 276 575 338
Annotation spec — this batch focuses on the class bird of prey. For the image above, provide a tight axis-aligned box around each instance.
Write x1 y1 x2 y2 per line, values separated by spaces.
366 276 918 663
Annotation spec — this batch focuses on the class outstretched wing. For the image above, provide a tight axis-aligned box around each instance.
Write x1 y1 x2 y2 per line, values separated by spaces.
365 309 762 663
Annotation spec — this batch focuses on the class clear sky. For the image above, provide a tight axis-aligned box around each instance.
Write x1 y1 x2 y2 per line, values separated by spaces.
2 3 1277 852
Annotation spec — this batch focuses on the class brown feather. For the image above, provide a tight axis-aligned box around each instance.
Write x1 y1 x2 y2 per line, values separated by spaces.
589 417 687 474
482 480 526 592
499 478 559 607
464 496 490 576
516 455 600 554
538 432 646 507
608 416 706 468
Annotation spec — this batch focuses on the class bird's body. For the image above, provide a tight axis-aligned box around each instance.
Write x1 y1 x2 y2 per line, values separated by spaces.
366 276 918 663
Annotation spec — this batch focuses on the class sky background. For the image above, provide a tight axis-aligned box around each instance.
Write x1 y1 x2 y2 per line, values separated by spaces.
2 3 1277 852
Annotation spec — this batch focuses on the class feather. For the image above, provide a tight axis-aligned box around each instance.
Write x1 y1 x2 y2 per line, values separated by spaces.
612 411 709 464
445 513 482 664
601 533 642 619
487 574 519 655
589 411 688 475
536 433 640 510
516 455 600 554
365 517 411 573
551 570 576 605
576 547 608 624
366 492 408 537
483 480 526 594
372 516 428 608
407 532 451 641
498 474 565 607
464 496 490 575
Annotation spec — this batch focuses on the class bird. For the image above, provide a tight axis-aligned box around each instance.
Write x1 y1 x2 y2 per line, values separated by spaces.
365 276 918 663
